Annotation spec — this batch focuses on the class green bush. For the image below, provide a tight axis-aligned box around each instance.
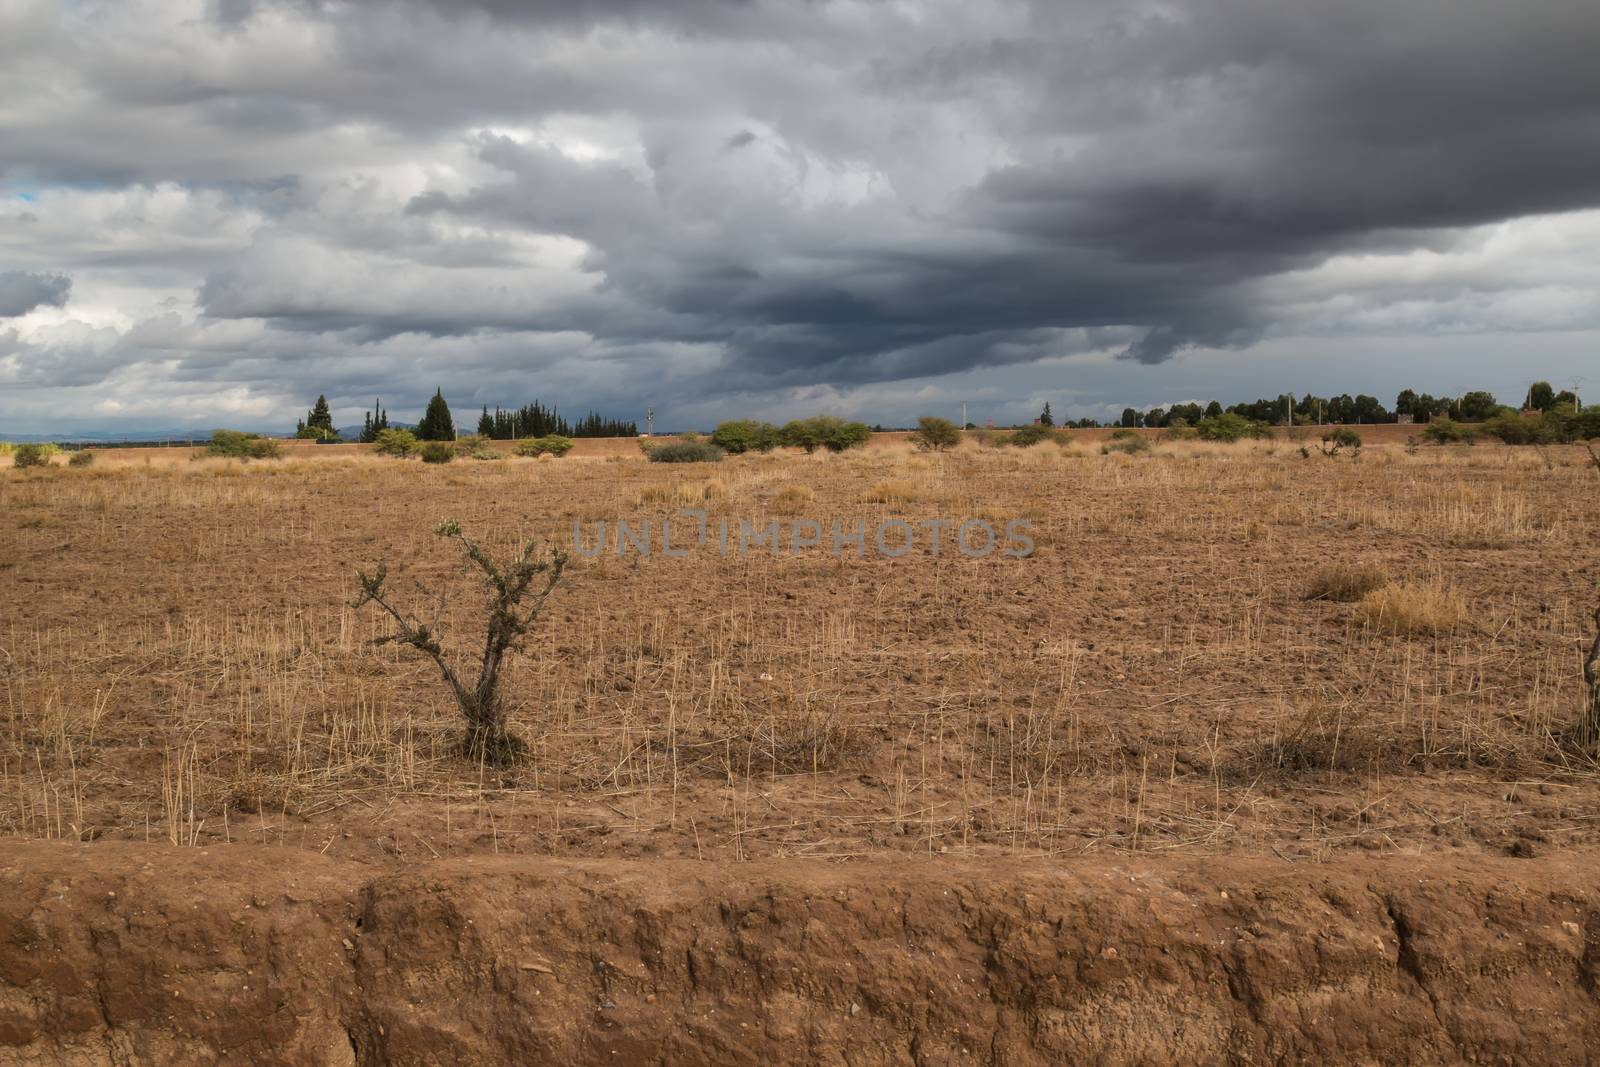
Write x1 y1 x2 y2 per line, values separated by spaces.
455 434 497 460
12 443 49 468
1422 419 1470 444
1320 427 1362 454
711 420 780 454
515 434 574 457
373 428 420 457
0 442 12 458
910 416 961 451
207 430 282 460
647 440 724 463
420 441 454 464
1160 419 1197 441
1101 434 1150 455
1195 413 1274 442
779 416 871 453
1478 411 1550 445
1003 424 1069 447
68 450 94 467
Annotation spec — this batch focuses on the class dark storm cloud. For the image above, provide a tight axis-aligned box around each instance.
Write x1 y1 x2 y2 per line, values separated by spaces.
0 271 70 317
5 0 1600 432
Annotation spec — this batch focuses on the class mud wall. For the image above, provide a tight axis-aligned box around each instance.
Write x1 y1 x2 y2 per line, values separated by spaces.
2 843 1596 1065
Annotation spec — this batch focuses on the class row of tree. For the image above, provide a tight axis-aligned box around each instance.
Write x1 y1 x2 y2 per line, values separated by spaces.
1082 383 1581 430
294 391 635 443
474 402 636 440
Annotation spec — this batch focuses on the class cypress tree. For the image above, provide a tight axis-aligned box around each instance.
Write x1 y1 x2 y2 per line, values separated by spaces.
417 389 456 441
304 394 336 438
477 406 494 436
359 398 386 443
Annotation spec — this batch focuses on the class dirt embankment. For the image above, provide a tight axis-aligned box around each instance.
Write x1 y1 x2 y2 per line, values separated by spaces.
2 844 1597 1065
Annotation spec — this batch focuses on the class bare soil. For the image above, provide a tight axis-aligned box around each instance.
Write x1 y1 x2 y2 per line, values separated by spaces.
5 839 1600 1065
2 433 1598 1062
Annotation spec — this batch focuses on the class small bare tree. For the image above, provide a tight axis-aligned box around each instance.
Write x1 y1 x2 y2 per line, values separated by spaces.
353 519 567 766
1582 605 1600 755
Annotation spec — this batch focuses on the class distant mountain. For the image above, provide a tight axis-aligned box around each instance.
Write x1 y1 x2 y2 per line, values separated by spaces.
4 422 420 444
1 428 228 444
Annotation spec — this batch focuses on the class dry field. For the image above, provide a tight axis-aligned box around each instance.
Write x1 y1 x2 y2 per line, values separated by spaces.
3 433 1599 868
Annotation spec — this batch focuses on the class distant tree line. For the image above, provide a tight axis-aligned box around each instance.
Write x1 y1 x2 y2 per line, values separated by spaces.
474 402 637 440
1084 382 1582 430
286 390 636 442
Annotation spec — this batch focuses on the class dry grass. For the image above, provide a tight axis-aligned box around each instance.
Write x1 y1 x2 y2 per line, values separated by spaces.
1356 580 1468 635
1303 564 1390 603
3 438 1598 864
769 484 815 514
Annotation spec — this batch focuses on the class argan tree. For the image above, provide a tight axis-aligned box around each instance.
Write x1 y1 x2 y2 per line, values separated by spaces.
353 520 567 766
911 416 960 451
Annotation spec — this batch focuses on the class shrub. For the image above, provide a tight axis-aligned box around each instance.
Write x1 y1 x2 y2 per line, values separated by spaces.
770 484 815 514
354 519 566 766
1196 413 1274 442
207 430 282 460
711 420 780 454
1003 424 1068 447
12 443 49 468
1303 564 1388 603
0 442 12 458
910 416 961 452
1160 420 1198 441
779 416 871 453
455 434 497 460
1478 411 1551 445
1319 427 1362 455
373 428 420 457
515 434 574 457
419 441 454 464
1101 435 1150 455
1422 419 1470 444
68 450 94 467
648 440 724 463
1356 580 1467 635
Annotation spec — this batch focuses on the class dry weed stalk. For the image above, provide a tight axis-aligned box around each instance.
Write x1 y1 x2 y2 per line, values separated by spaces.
354 519 567 766
1581 605 1600 754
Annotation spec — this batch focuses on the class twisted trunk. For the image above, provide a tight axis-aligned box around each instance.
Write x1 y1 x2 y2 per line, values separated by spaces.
1574 607 1600 758
1582 607 1600 755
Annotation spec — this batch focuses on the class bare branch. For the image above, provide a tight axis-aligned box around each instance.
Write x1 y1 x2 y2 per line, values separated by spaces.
353 520 566 766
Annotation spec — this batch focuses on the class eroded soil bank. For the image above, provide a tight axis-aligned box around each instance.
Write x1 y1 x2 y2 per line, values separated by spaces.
1 842 1597 1065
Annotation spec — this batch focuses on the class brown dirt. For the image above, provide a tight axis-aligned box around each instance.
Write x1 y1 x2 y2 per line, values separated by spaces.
3 840 1598 1065
3 435 1598 1061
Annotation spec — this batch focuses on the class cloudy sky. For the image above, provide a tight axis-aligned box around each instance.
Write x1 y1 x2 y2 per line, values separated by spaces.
2 0 1598 435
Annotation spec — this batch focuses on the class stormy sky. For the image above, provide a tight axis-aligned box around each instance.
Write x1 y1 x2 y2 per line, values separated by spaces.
2 0 1599 435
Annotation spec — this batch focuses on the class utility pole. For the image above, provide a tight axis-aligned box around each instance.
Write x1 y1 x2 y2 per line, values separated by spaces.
646 407 653 436
961 400 968 430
